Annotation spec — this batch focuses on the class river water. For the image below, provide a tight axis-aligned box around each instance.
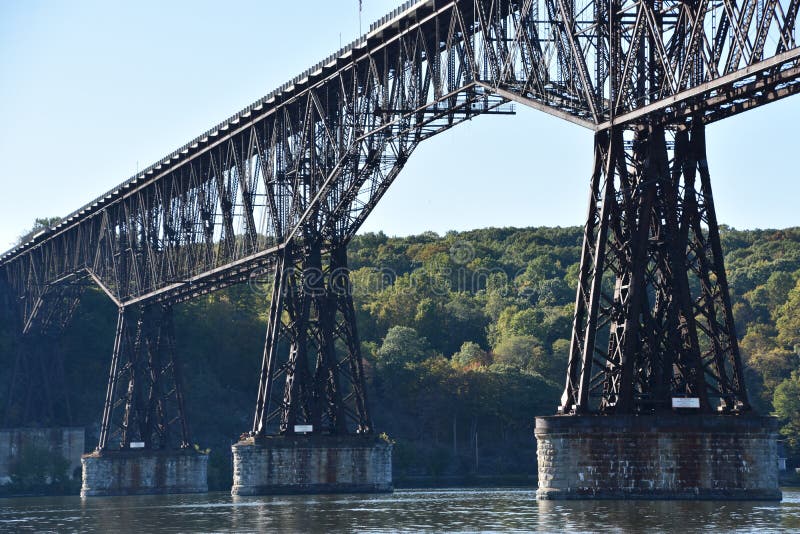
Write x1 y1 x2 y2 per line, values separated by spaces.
1 488 799 532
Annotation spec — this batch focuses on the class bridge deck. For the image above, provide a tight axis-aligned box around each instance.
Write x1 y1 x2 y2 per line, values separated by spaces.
0 0 797 330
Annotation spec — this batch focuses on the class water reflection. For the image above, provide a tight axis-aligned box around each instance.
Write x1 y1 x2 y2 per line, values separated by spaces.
0 488 797 532
536 497 800 533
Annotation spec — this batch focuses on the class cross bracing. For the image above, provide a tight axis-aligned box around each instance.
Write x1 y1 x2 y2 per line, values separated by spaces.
0 0 797 441
2 0 797 322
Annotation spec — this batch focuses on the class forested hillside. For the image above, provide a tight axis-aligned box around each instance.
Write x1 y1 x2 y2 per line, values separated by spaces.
2 225 800 490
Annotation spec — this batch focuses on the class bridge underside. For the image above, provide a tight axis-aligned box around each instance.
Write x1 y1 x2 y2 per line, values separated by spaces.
0 0 796 497
3 0 798 318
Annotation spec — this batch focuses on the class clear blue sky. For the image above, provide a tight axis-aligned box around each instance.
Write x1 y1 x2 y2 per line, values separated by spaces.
1 1 798 252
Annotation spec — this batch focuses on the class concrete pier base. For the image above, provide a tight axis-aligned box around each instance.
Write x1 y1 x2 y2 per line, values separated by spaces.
535 415 781 500
231 435 392 496
80 449 208 497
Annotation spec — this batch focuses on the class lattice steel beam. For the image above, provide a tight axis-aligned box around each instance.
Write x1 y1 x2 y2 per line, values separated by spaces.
252 243 371 436
97 305 190 451
1 0 797 324
0 0 797 435
560 121 749 415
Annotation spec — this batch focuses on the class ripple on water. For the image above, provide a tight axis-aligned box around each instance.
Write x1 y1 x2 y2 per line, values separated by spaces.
0 488 798 533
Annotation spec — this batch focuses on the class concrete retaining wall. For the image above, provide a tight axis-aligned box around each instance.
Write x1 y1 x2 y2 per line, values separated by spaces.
231 435 392 496
81 449 208 497
535 415 781 500
0 427 84 484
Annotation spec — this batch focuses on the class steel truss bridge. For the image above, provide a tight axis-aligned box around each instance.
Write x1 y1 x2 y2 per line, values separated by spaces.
0 0 798 450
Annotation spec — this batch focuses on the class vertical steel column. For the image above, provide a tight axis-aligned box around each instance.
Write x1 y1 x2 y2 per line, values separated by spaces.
161 306 191 448
328 246 372 433
2 274 77 428
98 307 126 451
687 123 750 411
668 127 710 405
562 122 750 414
279 248 314 435
97 304 193 450
250 242 373 436
252 252 289 436
561 129 617 413
313 246 343 433
120 310 146 448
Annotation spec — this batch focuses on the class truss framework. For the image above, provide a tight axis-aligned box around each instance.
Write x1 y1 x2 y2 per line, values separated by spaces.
0 273 80 427
3 0 797 318
97 305 190 450
252 243 371 436
0 0 797 435
561 121 748 414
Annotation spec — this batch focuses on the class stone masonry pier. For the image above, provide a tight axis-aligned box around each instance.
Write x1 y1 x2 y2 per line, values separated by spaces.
231 435 392 496
81 449 208 497
535 415 781 500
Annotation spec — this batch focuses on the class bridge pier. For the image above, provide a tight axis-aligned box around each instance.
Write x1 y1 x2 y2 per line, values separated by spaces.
81 304 208 497
535 415 781 500
238 245 392 495
231 435 391 496
80 449 207 497
550 124 780 500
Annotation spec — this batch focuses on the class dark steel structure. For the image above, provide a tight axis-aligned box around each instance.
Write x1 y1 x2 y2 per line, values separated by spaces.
0 0 798 446
0 269 80 427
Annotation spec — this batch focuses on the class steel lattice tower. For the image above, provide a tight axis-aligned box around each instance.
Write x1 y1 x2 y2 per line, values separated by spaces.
560 123 749 415
0 0 796 450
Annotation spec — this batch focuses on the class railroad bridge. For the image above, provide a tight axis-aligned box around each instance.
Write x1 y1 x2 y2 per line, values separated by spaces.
1 0 797 498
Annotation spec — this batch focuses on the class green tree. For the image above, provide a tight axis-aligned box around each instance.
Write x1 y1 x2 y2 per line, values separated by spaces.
9 445 71 492
376 326 430 367
452 341 488 368
15 224 800 489
16 216 63 245
493 334 546 373
739 323 799 407
776 278 800 350
773 372 800 450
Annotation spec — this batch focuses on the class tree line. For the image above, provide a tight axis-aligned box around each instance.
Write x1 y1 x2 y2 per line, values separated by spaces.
2 224 799 490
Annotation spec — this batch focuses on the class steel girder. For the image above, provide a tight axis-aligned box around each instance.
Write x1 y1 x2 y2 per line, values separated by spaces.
1 1 516 322
0 270 80 427
3 0 796 322
97 305 190 451
0 0 796 432
560 121 749 415
252 243 371 436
